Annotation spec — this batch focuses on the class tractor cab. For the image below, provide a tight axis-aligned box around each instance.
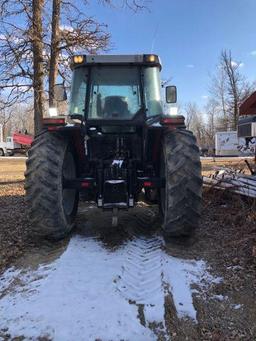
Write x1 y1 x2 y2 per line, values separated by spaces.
69 54 176 123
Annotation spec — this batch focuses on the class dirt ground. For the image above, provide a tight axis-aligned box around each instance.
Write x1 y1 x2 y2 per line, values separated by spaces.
0 157 256 340
0 157 26 183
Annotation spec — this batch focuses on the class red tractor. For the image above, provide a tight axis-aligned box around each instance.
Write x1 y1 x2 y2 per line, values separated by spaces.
25 54 202 240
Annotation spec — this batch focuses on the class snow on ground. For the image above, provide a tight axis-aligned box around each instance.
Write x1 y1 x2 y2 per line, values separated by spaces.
0 235 221 340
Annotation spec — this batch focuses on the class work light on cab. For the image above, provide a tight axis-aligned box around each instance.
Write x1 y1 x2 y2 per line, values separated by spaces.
144 54 159 63
73 55 84 64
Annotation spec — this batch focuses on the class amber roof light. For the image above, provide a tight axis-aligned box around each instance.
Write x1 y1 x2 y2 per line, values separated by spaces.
73 55 84 64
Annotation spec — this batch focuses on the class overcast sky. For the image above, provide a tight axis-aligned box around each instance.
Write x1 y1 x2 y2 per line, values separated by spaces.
85 0 256 107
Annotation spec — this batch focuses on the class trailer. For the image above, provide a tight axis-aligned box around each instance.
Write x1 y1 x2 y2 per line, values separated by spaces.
215 131 255 156
0 124 33 156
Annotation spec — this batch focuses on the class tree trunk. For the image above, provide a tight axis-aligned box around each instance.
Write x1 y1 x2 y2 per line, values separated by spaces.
32 0 45 135
49 0 61 109
234 99 239 130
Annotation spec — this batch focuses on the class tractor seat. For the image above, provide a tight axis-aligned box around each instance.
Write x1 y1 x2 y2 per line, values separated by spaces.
103 96 130 118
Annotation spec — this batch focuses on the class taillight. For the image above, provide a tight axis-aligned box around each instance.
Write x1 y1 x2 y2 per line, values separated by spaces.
43 118 66 125
81 181 90 188
144 181 153 187
161 116 185 125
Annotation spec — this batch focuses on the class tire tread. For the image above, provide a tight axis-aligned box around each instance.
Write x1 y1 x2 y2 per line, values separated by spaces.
162 129 202 238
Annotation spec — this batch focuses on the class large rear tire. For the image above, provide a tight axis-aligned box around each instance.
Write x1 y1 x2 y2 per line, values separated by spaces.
25 131 79 240
161 129 202 238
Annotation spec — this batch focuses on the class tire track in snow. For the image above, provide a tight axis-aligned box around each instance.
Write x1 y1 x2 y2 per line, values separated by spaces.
117 213 168 336
116 209 218 333
117 235 164 304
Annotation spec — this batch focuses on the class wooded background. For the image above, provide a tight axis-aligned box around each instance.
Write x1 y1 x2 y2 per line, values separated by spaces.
0 0 254 146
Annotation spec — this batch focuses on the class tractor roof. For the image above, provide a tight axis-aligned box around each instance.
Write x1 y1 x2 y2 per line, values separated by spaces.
71 54 162 70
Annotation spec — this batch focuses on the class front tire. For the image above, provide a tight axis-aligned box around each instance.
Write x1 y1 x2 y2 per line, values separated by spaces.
161 129 202 238
25 131 78 240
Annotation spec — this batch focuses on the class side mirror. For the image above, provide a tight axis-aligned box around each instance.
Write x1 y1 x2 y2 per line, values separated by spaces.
166 86 177 103
54 83 67 102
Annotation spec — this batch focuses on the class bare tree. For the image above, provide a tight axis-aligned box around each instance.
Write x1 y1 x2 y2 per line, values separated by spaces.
221 50 244 129
209 67 229 130
0 1 33 109
184 102 195 131
0 99 12 139
204 98 218 148
184 102 206 146
209 50 253 130
0 0 44 133
7 103 34 134
0 96 34 138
